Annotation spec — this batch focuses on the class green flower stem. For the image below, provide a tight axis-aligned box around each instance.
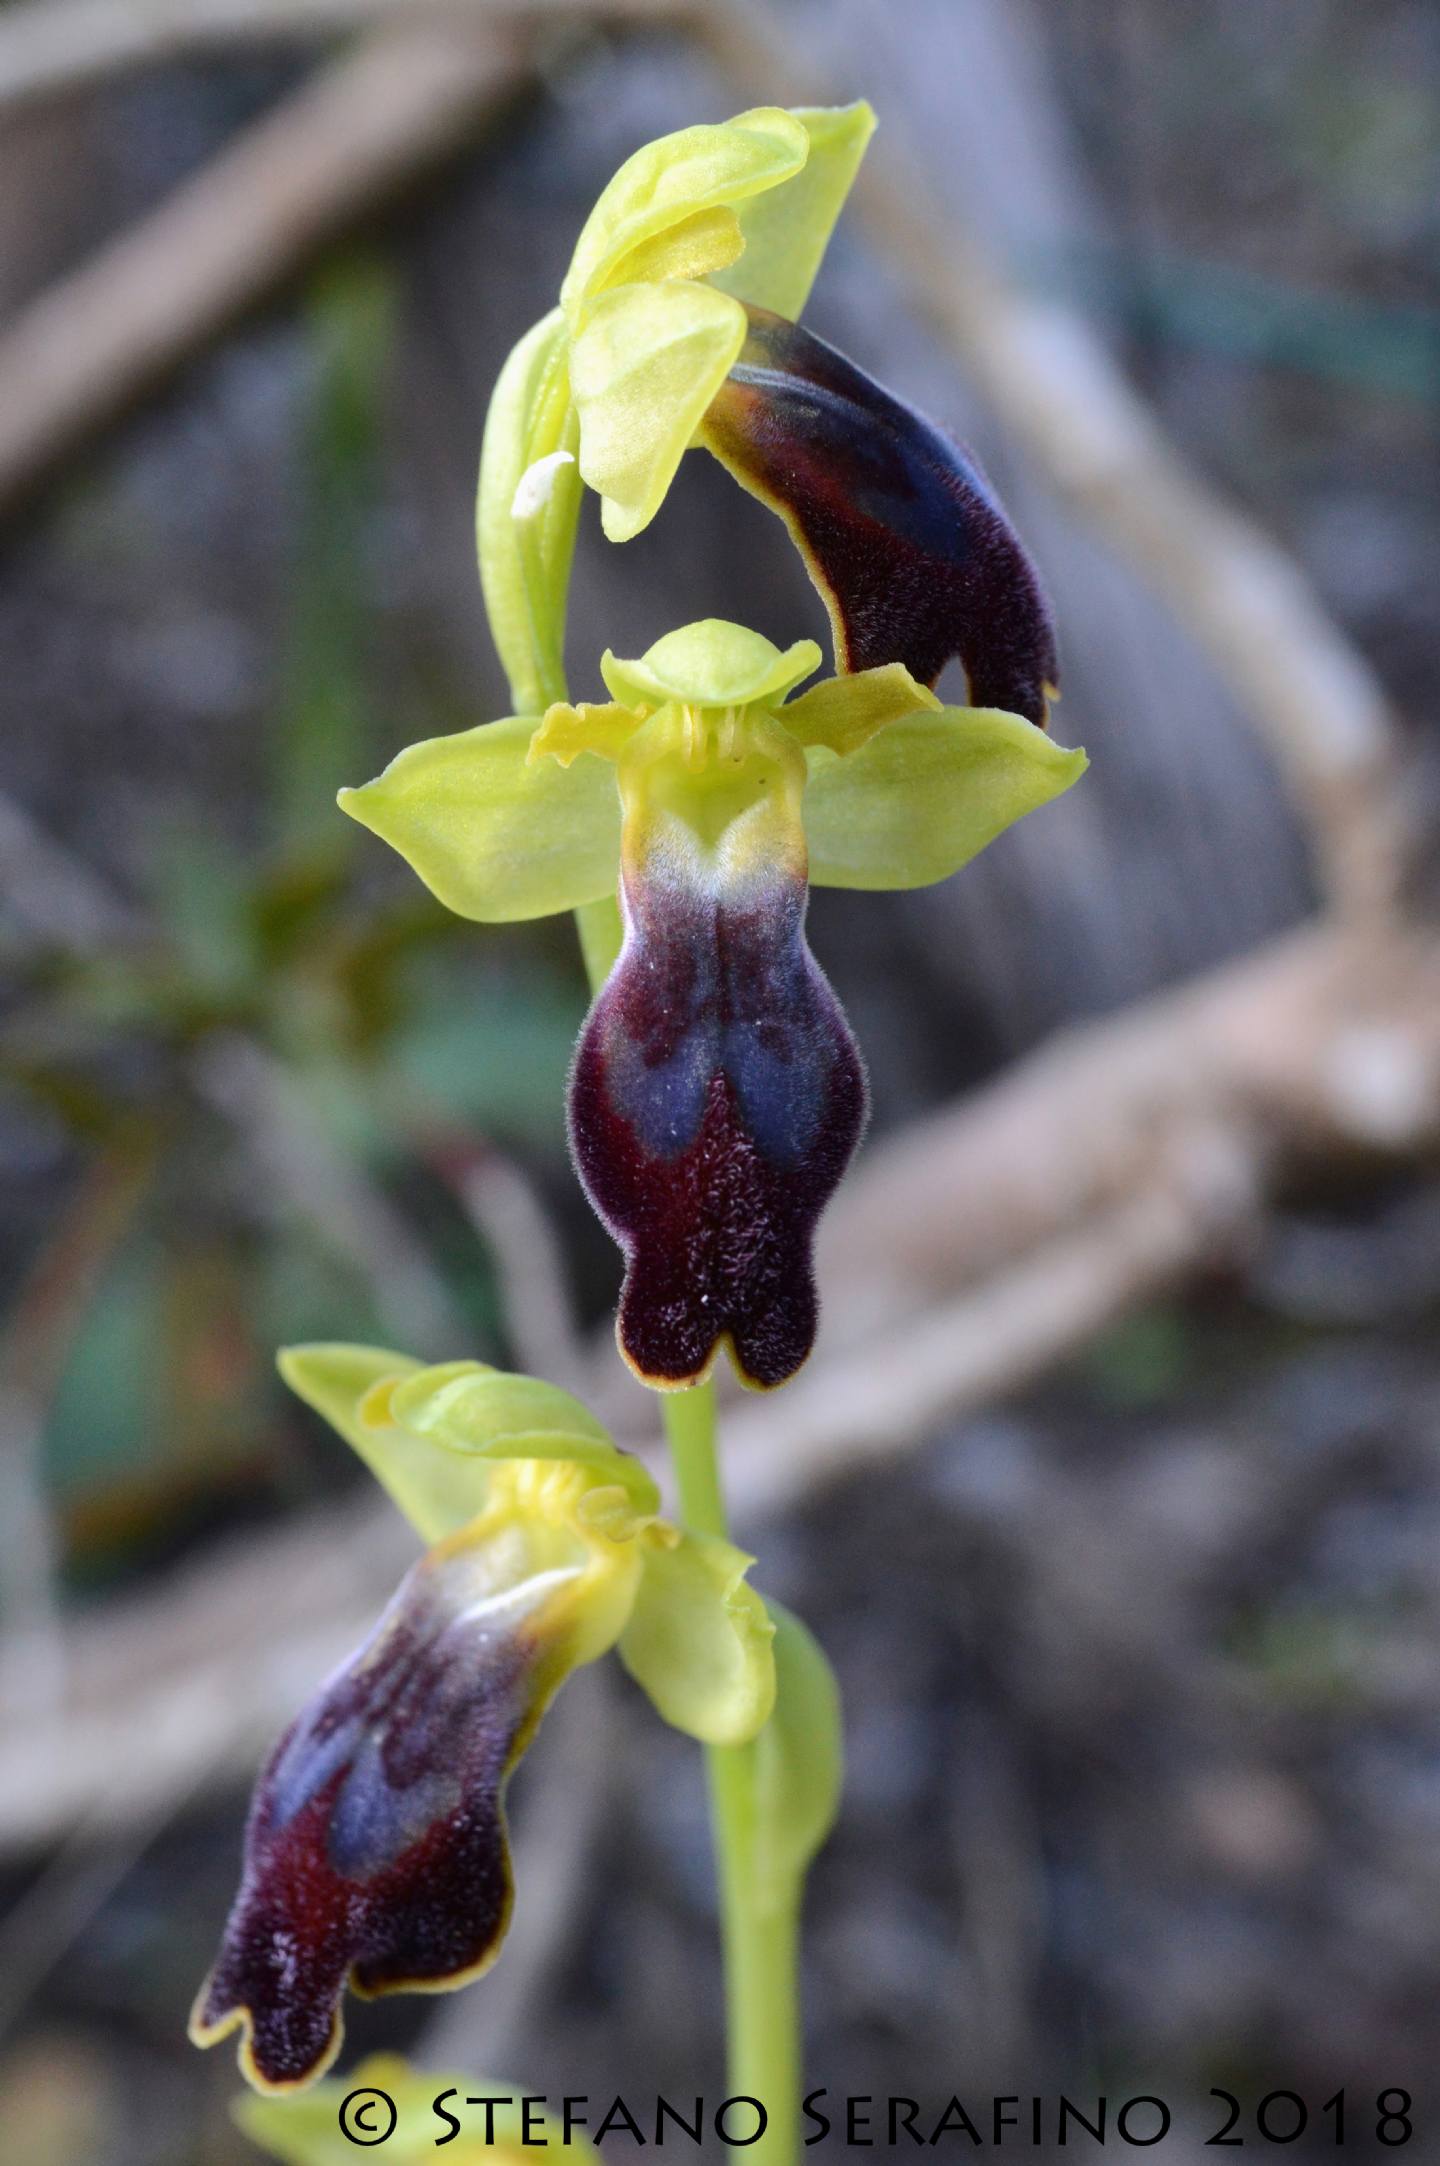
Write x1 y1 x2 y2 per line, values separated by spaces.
661 1377 727 1540
664 1380 803 2166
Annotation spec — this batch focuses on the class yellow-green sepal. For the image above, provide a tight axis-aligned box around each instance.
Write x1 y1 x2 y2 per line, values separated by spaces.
235 2051 598 2162
711 100 876 320
620 1529 777 1746
804 705 1088 889
279 1348 659 1541
750 1603 843 1902
476 307 581 716
278 1344 474 1544
337 715 620 921
232 2054 420 2163
569 279 748 542
384 1360 661 1519
559 107 808 322
600 619 819 711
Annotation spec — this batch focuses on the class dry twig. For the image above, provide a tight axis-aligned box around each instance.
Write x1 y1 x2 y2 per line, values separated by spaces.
0 0 679 114
0 0 404 110
0 17 526 514
817 926 1440 1328
0 1492 406 1850
717 924 1440 1516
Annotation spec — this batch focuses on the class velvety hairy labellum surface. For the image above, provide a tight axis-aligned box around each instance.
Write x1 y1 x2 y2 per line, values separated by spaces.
704 306 1059 725
571 844 867 1389
193 1549 539 2088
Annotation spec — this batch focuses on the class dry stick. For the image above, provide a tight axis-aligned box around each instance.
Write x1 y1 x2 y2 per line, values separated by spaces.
0 1488 407 1850
0 16 527 514
697 6 1407 924
720 924 1440 1518
727 1160 1258 1524
194 1032 468 1352
0 0 408 107
422 1125 654 1429
816 923 1440 1323
0 0 682 114
0 1733 220 2045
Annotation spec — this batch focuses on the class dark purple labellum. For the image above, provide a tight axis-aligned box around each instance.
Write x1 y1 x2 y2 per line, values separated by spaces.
570 856 867 1390
191 1551 538 2090
703 305 1059 726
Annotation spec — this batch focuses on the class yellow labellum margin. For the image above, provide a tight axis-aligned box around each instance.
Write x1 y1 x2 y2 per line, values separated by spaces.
190 1345 773 2095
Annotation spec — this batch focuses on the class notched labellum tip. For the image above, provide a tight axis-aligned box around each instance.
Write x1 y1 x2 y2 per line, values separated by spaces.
191 1543 551 2091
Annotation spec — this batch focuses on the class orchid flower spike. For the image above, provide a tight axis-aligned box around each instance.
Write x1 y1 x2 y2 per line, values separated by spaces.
341 622 1085 1389
482 100 1059 724
191 1347 775 2092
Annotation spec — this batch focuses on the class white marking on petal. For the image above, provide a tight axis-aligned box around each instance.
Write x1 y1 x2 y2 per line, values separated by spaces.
512 449 576 521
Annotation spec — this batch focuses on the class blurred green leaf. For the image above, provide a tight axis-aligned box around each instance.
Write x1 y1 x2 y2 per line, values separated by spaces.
386 965 580 1147
1080 1306 1196 1410
275 252 397 853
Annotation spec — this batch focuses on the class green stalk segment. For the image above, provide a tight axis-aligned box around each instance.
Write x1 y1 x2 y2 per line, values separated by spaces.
663 1379 805 2166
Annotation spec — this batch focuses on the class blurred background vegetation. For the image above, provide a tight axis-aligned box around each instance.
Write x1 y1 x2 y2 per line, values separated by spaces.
1 1 1439 2159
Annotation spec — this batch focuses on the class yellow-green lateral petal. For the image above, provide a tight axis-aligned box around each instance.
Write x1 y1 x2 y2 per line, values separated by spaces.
780 659 939 756
569 280 747 543
560 107 807 322
476 308 581 716
804 706 1088 890
276 1343 421 1445
278 1344 485 1543
386 1361 661 1517
600 619 820 712
529 699 642 769
338 716 620 922
619 1529 777 1745
617 203 746 288
712 100 877 320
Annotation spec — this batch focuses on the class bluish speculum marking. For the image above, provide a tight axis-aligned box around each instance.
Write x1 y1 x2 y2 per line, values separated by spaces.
193 1544 544 2089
